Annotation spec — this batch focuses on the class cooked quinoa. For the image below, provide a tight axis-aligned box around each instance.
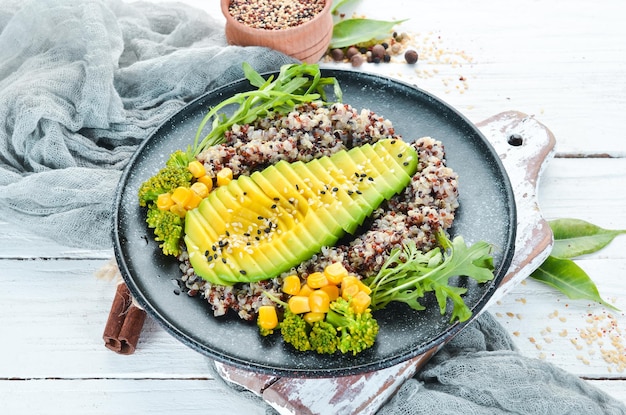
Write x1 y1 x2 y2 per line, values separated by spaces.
178 102 459 321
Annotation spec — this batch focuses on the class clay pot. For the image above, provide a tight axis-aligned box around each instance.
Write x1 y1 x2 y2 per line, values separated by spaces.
220 0 333 63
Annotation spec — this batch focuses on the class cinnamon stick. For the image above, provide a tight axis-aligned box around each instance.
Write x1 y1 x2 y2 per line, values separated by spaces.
103 281 146 355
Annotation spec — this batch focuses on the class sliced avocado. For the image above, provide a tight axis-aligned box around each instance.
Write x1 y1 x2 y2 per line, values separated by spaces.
297 158 367 234
185 138 418 285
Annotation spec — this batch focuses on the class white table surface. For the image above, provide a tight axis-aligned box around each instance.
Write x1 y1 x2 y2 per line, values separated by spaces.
2 0 625 413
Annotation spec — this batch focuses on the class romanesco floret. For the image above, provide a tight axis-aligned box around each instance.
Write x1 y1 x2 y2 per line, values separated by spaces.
138 150 192 206
308 320 339 354
145 204 183 256
279 309 311 352
326 297 379 355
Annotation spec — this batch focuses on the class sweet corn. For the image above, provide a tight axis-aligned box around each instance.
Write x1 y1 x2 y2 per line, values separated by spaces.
187 160 206 178
156 192 174 211
351 291 372 314
324 262 348 285
303 312 325 324
320 285 339 302
298 284 314 297
257 305 278 330
288 295 311 314
282 275 301 296
341 283 360 300
197 175 214 192
190 182 209 198
309 290 330 313
171 186 192 206
169 203 187 218
183 191 202 210
306 272 328 289
216 167 233 186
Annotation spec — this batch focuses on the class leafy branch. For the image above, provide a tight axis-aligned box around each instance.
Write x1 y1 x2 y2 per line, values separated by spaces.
530 218 625 310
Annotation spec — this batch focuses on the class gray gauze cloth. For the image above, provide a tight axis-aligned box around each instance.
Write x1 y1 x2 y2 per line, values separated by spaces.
1 1 624 414
0 0 295 248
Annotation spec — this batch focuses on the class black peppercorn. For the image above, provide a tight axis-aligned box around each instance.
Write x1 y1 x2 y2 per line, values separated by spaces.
405 49 418 64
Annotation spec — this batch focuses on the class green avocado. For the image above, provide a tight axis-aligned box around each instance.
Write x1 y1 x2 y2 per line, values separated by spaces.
184 138 418 285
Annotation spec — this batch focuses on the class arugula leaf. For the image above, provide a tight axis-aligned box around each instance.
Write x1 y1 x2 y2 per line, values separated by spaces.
365 229 495 323
192 63 341 157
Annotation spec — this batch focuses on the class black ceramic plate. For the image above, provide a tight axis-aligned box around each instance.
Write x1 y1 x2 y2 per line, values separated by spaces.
113 69 516 378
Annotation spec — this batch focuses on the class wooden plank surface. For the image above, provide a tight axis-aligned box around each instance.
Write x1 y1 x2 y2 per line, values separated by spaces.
1 0 626 412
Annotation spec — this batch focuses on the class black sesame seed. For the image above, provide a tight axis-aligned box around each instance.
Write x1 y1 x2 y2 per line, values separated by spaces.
271 204 277 209
398 153 403 158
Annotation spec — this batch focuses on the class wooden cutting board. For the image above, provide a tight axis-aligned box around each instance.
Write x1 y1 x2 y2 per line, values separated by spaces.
214 111 557 415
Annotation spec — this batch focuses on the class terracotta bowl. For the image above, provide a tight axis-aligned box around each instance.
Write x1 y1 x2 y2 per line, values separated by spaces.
220 0 333 63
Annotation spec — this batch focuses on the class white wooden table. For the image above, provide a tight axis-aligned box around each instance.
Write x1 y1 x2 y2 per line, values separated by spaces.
2 0 625 413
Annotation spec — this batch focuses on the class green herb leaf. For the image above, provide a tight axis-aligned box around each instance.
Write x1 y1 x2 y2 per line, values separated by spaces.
331 18 408 49
331 0 358 14
192 63 341 156
365 229 495 323
530 256 618 310
549 218 626 259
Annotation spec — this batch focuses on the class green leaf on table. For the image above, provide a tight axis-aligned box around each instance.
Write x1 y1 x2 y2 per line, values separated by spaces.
530 256 618 310
331 0 359 13
549 218 626 259
331 18 408 49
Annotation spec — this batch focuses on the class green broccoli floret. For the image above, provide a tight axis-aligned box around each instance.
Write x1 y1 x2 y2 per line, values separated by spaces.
308 320 339 354
138 150 192 206
326 297 379 355
145 203 184 256
279 309 311 352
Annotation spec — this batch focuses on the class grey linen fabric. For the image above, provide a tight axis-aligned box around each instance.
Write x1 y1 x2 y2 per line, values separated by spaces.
1 1 624 414
0 0 295 248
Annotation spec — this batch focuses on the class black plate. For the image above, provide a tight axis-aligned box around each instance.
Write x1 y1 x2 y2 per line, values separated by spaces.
113 69 516 378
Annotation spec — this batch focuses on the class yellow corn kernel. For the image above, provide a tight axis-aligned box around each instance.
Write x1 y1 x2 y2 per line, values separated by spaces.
341 275 360 297
341 283 360 300
320 285 339 302
351 291 372 314
171 186 192 206
190 181 209 198
306 272 328 289
298 284 314 298
197 175 214 192
303 312 326 324
183 191 202 210
169 203 187 218
257 305 278 330
187 160 206 178
324 262 348 285
216 167 233 186
156 192 174 211
288 295 311 314
309 289 330 314
357 280 372 295
282 275 301 296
